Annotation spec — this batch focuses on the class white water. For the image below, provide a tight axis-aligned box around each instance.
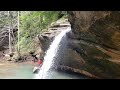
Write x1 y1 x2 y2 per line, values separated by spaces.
34 27 71 79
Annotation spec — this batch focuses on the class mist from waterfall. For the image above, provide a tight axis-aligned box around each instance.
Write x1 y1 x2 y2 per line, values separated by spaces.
34 27 71 79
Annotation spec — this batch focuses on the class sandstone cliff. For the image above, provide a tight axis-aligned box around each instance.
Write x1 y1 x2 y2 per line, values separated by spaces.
37 12 120 79
65 11 120 79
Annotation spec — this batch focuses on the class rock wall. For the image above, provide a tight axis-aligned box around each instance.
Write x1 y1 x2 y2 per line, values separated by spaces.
64 11 120 79
38 12 120 78
36 18 70 58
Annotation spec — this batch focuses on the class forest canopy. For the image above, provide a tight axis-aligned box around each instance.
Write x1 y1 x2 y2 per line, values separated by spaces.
19 11 67 54
0 11 67 55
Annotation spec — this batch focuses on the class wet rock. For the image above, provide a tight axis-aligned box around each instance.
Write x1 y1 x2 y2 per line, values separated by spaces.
63 11 120 78
36 18 70 55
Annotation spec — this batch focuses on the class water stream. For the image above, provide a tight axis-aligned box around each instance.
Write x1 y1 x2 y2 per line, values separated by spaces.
34 27 71 79
34 26 89 79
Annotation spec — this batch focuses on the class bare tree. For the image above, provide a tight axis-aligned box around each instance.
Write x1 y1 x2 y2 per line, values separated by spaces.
0 11 18 51
17 11 20 57
8 11 12 53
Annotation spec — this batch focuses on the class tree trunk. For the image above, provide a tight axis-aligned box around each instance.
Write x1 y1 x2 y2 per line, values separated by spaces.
8 11 12 53
17 11 20 58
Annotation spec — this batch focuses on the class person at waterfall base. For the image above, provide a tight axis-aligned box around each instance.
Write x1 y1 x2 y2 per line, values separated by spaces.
37 59 43 67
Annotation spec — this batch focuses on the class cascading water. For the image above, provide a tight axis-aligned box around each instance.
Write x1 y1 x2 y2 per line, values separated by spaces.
34 27 71 79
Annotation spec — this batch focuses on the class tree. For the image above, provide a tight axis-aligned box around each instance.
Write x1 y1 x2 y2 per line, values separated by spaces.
0 11 18 51
18 11 65 54
17 11 20 58
8 11 12 53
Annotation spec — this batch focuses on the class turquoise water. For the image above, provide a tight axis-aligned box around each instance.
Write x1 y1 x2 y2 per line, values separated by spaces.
12 65 34 79
0 63 34 79
0 63 89 79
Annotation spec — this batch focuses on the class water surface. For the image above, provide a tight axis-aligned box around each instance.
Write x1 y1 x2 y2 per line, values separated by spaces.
0 63 34 79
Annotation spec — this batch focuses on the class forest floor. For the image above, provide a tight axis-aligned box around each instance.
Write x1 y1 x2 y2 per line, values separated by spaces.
0 49 38 67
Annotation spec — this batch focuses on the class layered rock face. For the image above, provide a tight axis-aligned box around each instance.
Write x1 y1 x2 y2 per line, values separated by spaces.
36 18 70 58
63 11 120 79
38 12 120 79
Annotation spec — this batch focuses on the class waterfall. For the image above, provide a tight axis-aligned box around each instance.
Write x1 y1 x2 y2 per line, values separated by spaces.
34 27 71 79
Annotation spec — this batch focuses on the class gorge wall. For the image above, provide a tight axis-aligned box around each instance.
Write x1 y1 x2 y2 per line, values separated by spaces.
64 11 120 79
38 11 120 79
